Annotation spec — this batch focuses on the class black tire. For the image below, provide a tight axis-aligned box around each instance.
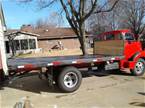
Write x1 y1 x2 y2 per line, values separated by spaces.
57 66 82 93
131 58 145 76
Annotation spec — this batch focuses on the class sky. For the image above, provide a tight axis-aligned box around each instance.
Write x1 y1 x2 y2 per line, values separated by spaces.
2 0 69 29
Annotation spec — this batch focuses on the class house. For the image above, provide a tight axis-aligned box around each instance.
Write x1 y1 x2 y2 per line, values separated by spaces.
21 25 93 51
33 27 81 51
4 30 40 56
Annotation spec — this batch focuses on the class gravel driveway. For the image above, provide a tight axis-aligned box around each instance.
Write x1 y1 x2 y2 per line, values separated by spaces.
0 71 145 108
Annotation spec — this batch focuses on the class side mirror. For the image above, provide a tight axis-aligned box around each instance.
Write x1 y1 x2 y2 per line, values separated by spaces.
128 40 132 44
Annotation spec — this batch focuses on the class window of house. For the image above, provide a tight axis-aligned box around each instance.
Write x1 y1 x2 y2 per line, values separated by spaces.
14 40 20 50
21 39 28 50
29 39 36 49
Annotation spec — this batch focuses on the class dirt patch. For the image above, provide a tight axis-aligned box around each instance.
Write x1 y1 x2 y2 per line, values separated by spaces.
109 76 118 80
100 83 118 88
129 102 145 107
139 77 145 80
55 93 76 99
55 94 68 99
1 74 144 108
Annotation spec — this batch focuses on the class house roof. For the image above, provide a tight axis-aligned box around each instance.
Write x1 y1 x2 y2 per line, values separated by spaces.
5 25 92 39
5 29 40 37
33 27 77 40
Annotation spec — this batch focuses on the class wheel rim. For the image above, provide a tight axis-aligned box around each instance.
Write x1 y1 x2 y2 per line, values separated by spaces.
135 61 144 74
64 72 78 88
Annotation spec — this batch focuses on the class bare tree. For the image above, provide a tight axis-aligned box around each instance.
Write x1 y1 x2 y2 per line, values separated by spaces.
87 0 125 34
34 12 64 28
34 18 47 28
6 34 17 57
121 0 145 38
34 18 56 29
19 0 119 55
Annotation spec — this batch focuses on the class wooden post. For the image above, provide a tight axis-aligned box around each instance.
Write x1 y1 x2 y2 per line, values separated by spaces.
23 96 33 108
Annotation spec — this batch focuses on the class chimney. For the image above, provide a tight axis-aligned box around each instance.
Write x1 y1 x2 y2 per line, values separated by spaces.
20 24 33 32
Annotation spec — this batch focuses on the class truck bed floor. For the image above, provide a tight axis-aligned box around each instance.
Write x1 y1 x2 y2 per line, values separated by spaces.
8 55 124 70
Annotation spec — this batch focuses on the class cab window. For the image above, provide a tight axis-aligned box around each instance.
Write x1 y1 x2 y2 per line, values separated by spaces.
116 33 123 40
105 34 115 40
125 33 135 40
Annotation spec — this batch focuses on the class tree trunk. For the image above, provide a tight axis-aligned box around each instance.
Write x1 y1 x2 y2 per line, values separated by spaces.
79 23 88 56
80 36 88 56
9 39 16 57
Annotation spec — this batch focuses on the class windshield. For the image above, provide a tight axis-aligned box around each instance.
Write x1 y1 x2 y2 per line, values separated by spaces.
125 33 135 40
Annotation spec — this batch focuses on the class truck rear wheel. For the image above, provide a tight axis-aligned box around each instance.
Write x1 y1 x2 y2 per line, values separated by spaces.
57 66 82 93
131 58 145 76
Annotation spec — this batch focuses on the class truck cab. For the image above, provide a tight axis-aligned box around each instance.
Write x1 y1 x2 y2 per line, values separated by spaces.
94 29 145 76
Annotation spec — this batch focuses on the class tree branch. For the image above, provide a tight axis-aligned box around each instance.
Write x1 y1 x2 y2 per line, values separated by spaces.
60 0 80 36
83 0 97 21
94 0 119 13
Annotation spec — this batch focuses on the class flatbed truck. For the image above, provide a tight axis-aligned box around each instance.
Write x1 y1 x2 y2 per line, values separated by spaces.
1 29 145 93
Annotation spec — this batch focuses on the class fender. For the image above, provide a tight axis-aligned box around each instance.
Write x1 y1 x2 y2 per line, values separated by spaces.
128 52 140 61
133 51 145 62
121 51 145 70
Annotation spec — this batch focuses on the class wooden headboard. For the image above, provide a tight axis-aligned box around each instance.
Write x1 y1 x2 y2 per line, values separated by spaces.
93 40 124 56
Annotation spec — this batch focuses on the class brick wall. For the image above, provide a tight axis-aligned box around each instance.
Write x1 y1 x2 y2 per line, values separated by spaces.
38 38 80 51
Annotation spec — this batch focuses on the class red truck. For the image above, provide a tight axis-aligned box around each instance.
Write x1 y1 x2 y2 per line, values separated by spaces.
0 29 145 93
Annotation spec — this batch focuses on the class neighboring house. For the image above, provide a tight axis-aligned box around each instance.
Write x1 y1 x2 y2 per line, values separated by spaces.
21 25 93 51
34 27 81 51
5 30 40 56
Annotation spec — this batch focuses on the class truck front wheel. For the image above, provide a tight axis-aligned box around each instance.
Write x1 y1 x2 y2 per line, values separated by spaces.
131 58 145 76
57 66 82 93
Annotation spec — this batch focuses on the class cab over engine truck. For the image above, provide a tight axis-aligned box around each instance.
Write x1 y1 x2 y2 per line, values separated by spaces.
0 29 145 93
